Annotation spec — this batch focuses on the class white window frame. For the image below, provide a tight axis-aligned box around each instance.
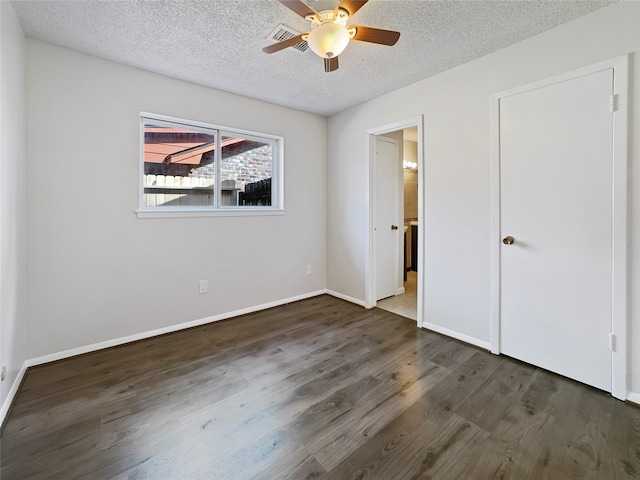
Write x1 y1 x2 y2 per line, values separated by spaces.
136 112 284 218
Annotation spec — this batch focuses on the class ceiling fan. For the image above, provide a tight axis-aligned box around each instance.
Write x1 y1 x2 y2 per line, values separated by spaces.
263 0 401 72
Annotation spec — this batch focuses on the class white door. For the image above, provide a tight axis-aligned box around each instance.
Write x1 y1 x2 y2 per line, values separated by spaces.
375 136 402 301
500 68 613 391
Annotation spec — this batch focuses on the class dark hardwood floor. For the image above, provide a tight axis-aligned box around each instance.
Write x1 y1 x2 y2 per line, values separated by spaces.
2 295 639 479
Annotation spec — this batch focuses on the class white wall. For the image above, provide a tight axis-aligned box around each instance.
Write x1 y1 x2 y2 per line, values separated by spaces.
327 2 640 396
0 2 27 408
25 41 327 359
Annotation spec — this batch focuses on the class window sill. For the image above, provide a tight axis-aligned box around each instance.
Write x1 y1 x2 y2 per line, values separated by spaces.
135 208 286 219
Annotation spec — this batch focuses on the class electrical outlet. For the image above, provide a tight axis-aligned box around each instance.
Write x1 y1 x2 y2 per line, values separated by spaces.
306 265 312 275
1 365 6 381
199 280 208 294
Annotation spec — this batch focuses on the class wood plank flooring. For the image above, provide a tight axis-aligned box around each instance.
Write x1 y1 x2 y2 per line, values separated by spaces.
2 295 639 479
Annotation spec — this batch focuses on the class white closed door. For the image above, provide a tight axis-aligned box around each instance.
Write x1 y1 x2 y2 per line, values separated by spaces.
375 136 401 301
500 68 613 391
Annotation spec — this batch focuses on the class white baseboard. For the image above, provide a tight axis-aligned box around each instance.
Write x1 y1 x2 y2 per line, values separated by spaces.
627 391 640 405
1 361 29 427
420 321 491 351
28 290 328 367
326 290 366 307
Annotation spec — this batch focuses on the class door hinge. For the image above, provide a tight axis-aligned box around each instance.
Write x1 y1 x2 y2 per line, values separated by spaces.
609 333 616 352
610 95 618 113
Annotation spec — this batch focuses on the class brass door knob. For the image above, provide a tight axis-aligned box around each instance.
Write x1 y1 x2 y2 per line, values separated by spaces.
391 225 399 230
502 236 514 245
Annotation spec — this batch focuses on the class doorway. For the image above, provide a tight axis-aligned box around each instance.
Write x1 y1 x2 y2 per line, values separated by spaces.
366 116 424 327
376 128 419 320
490 56 628 398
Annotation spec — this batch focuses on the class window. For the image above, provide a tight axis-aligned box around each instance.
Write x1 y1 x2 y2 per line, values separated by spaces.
138 113 283 217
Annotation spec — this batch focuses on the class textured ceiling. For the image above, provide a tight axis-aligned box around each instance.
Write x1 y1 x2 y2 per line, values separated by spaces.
10 0 616 116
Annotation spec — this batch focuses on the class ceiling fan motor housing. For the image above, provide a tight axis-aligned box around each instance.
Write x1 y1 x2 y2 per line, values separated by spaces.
305 8 349 27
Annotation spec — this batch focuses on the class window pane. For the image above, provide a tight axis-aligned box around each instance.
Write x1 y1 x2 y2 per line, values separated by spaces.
139 114 282 214
143 122 217 207
220 135 273 207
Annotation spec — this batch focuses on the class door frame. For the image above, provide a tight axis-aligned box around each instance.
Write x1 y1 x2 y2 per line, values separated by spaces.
366 115 424 329
489 55 629 399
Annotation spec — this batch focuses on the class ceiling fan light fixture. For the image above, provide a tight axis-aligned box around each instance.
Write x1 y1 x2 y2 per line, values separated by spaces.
306 22 350 59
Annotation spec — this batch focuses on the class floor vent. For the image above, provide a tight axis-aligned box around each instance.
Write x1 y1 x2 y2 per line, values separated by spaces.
268 24 309 53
